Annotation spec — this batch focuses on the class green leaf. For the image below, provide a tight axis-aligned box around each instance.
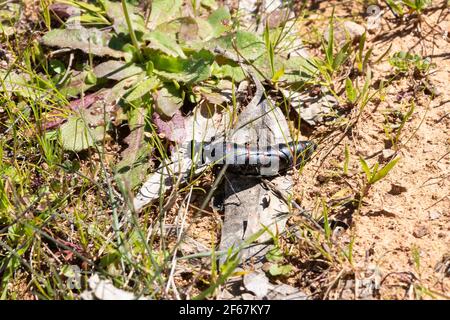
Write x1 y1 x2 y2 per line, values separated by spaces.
115 108 151 189
85 70 97 85
385 0 404 16
0 71 35 98
359 156 371 182
124 76 159 102
362 46 373 72
211 62 246 82
345 78 357 104
269 264 293 276
343 143 350 175
322 198 331 241
49 59 66 74
143 30 186 58
92 60 144 81
146 61 154 75
325 14 334 66
154 84 183 117
207 7 231 38
360 68 372 104
60 0 104 13
212 31 266 61
332 42 350 71
105 0 146 34
41 27 125 58
271 66 285 82
266 247 284 262
155 17 199 45
151 50 214 84
252 54 317 85
148 0 183 29
370 162 380 183
371 157 400 184
60 115 104 152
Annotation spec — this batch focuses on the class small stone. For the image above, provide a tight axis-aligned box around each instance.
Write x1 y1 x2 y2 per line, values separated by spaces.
343 21 366 39
413 225 429 238
389 183 407 195
429 211 442 221
324 21 366 45
243 272 270 298
382 149 396 161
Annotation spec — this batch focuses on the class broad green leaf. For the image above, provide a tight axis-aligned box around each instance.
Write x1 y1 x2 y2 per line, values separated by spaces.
0 71 35 98
85 70 97 85
154 84 183 117
115 108 151 189
104 0 146 34
61 62 142 98
148 0 183 29
211 62 246 82
207 7 231 38
60 114 104 152
266 247 284 262
269 264 293 276
41 27 125 58
195 17 215 41
152 50 214 84
144 31 186 58
92 60 144 81
212 31 266 61
155 17 199 44
124 76 159 102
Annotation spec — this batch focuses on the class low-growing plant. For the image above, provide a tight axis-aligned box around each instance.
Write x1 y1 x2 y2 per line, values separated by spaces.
385 0 431 18
383 102 415 150
389 51 433 75
357 156 400 213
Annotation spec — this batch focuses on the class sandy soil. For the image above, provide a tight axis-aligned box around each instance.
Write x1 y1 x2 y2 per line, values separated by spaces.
295 1 449 299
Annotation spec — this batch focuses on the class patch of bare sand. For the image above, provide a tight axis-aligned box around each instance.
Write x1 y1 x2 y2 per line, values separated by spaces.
296 3 449 298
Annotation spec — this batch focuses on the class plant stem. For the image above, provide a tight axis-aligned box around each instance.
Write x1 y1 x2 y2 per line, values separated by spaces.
122 0 143 62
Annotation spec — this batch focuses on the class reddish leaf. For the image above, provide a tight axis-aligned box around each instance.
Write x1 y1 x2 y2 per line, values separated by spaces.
43 91 107 130
152 111 186 144
49 3 79 20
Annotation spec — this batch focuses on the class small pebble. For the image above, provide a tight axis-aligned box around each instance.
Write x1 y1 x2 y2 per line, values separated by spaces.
429 211 442 221
389 183 407 195
382 149 396 160
413 225 429 238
